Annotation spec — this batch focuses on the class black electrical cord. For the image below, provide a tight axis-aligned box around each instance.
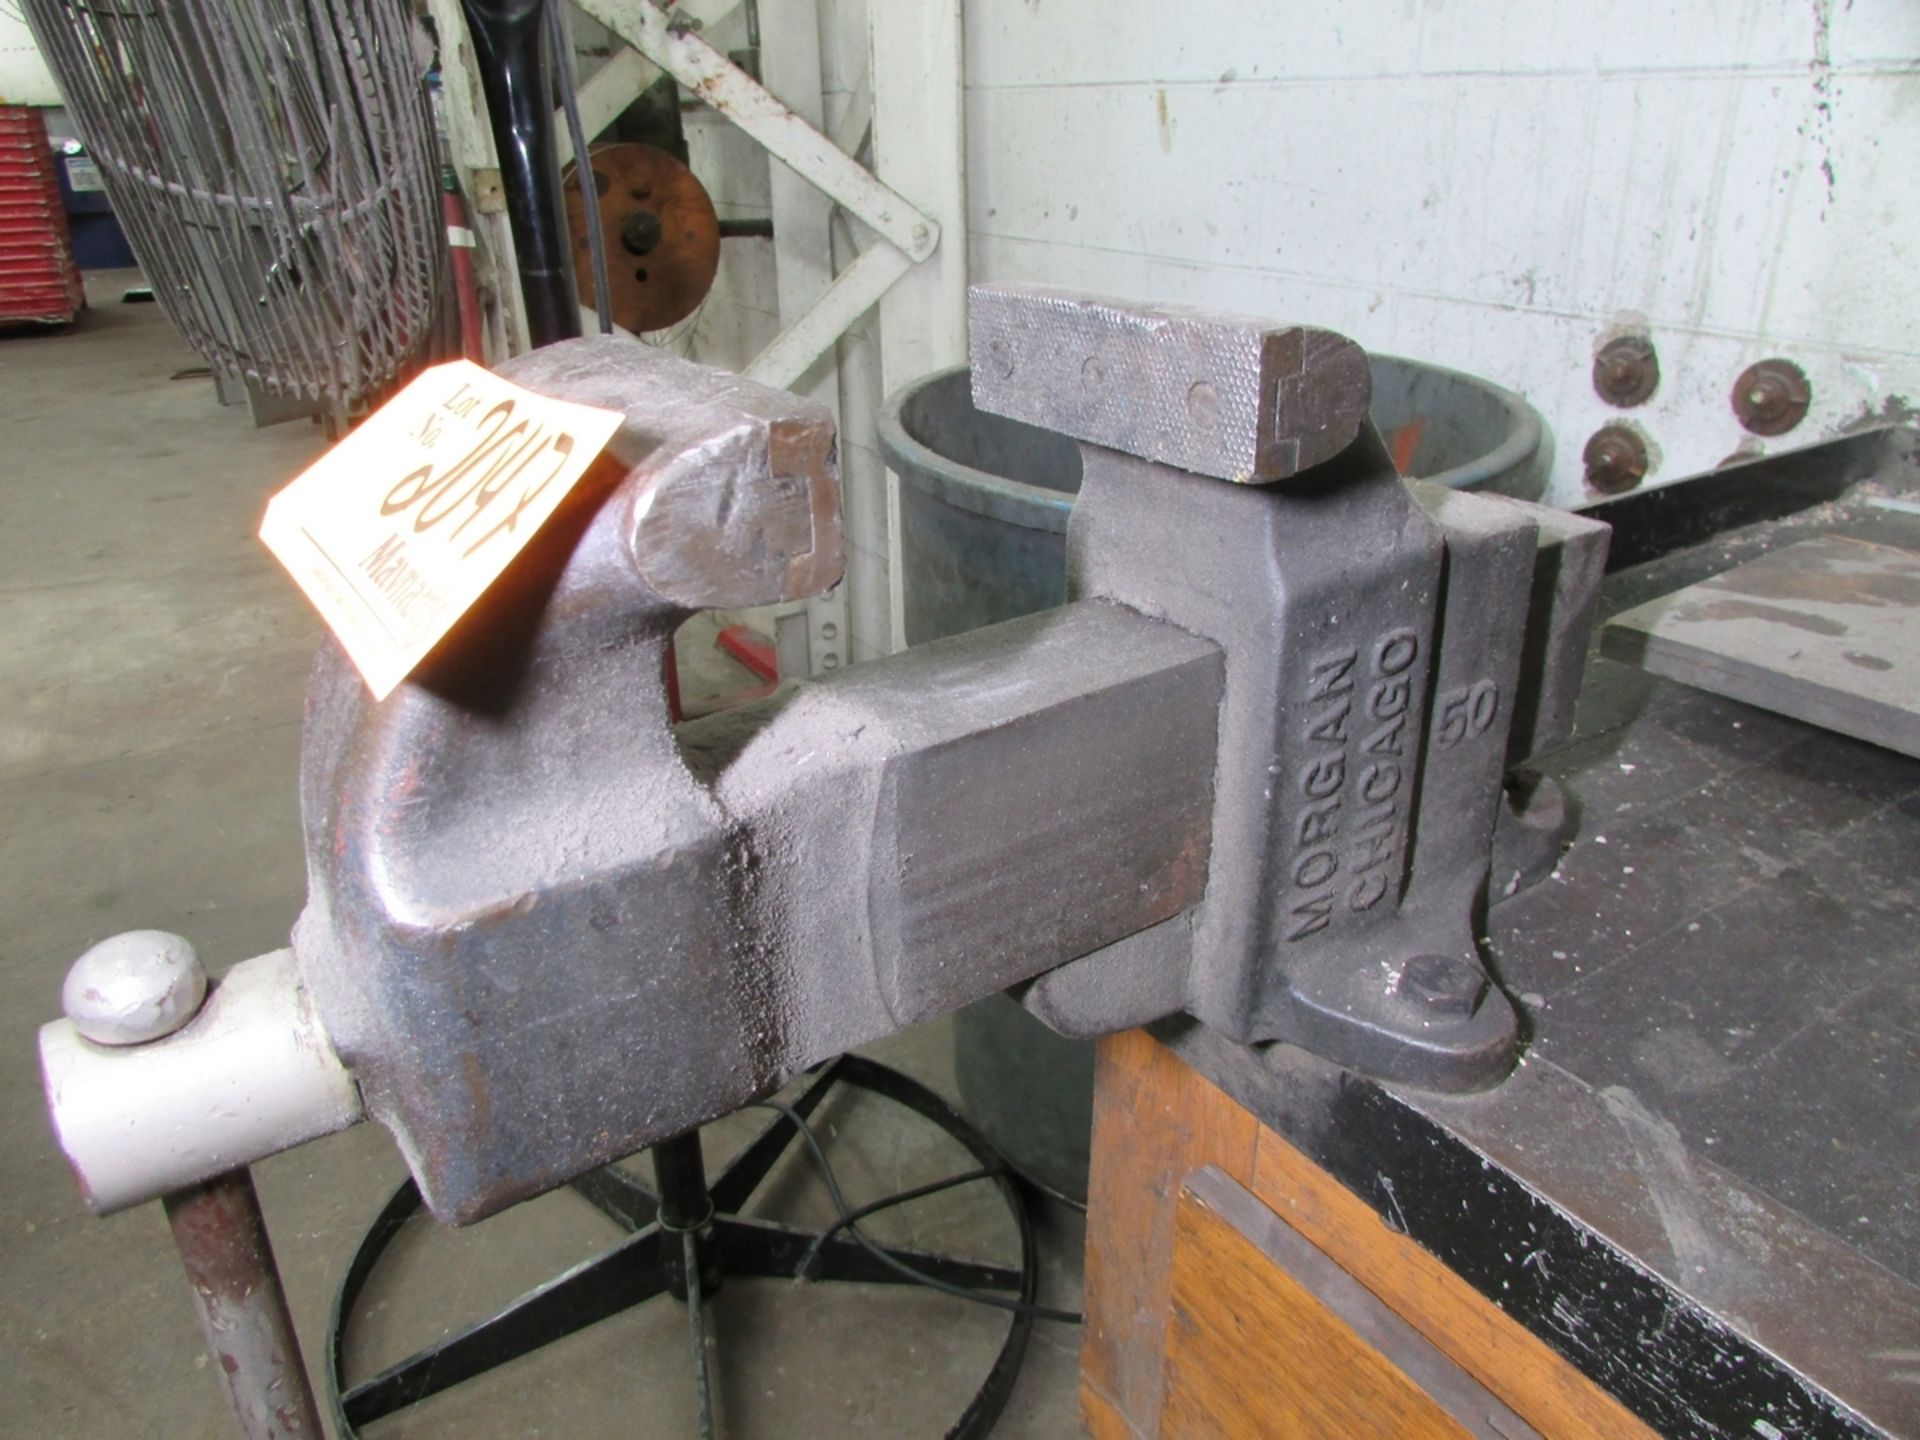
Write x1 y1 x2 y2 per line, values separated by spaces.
545 0 612 335
752 1098 1085 1325
799 1164 1002 1274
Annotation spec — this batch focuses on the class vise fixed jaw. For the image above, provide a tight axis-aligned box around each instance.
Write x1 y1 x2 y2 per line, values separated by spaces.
975 284 1607 1089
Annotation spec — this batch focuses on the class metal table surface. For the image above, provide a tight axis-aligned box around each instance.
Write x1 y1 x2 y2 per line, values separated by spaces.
1158 468 1920 1439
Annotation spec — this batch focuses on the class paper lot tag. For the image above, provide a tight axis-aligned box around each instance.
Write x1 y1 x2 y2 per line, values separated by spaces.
260 360 623 700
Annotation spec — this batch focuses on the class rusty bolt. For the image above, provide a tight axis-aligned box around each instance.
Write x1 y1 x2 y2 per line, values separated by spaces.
62 930 207 1045
1583 425 1649 495
1593 335 1659 408
620 209 664 257
1732 358 1810 436
1397 954 1489 1017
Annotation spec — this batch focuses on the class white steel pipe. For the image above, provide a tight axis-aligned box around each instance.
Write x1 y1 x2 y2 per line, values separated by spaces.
40 948 362 1215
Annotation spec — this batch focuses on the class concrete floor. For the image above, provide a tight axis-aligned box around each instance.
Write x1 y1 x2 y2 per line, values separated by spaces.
0 277 1086 1438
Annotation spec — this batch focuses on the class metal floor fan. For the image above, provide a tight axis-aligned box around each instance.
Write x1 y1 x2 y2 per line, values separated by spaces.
21 0 444 427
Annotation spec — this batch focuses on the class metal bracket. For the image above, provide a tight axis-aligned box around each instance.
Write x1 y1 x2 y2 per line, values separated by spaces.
575 0 939 391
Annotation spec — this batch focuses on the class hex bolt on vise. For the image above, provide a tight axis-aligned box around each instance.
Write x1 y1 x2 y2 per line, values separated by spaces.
36 285 1606 1437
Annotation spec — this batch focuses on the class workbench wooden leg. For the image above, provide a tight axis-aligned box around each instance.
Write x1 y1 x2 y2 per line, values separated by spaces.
1078 1030 1260 1439
1077 1027 1657 1440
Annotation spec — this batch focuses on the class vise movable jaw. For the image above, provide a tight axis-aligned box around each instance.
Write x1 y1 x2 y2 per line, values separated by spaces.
40 287 1605 1229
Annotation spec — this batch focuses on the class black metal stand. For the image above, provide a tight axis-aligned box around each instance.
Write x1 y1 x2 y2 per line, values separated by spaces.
324 1055 1040 1440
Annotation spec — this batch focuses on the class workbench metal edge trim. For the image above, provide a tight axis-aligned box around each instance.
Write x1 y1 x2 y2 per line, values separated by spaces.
1156 1018 1904 1440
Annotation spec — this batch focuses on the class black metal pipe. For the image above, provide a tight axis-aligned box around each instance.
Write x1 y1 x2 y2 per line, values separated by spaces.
651 1132 709 1225
651 1132 720 1301
460 0 580 348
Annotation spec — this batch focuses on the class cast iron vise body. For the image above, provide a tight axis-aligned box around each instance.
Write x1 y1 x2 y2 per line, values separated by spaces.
40 286 1607 1239
288 287 1605 1224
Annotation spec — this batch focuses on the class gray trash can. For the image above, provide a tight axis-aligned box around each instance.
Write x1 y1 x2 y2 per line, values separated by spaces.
879 355 1547 1201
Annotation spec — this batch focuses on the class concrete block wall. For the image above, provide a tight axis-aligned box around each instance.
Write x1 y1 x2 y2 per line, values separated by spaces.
683 104 782 367
0 11 59 107
22 0 1916 652
961 0 1920 507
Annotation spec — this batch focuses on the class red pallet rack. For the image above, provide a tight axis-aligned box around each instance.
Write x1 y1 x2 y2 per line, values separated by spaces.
0 106 85 328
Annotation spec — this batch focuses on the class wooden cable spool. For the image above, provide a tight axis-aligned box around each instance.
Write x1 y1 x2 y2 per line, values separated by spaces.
563 142 721 333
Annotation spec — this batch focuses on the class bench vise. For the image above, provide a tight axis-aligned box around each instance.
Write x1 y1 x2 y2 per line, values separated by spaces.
41 286 1605 1235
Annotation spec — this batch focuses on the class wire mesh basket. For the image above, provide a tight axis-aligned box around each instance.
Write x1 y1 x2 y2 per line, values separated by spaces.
22 0 443 417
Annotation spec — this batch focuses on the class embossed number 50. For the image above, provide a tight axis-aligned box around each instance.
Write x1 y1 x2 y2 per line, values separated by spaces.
1436 680 1499 747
